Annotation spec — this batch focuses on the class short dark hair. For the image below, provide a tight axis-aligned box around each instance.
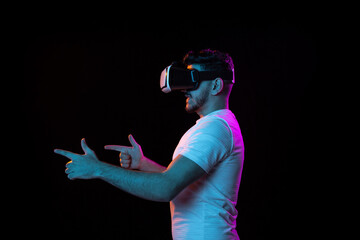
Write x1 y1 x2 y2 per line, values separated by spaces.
182 49 234 72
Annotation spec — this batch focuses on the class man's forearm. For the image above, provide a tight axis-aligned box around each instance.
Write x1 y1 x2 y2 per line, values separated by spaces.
96 161 172 202
139 156 167 172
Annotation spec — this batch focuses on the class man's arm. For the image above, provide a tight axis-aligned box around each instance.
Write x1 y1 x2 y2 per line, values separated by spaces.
96 154 205 202
138 156 166 172
54 138 205 202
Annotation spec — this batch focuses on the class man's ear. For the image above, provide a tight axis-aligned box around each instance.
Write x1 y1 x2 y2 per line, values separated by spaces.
211 78 224 95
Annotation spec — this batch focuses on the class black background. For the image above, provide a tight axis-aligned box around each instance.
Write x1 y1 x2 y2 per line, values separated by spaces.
18 9 322 240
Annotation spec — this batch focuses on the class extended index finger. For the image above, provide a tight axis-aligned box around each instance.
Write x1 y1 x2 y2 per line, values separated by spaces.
104 145 131 153
54 149 79 159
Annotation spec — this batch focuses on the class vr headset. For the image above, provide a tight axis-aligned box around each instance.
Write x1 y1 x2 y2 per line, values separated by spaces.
160 62 235 93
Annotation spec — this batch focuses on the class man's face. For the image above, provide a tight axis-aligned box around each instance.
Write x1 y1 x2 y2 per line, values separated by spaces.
184 81 211 113
183 64 212 114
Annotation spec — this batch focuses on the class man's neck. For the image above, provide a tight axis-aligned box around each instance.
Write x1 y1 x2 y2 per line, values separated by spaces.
197 101 229 118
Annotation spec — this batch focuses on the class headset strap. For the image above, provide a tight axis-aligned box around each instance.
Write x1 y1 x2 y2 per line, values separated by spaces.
197 70 235 83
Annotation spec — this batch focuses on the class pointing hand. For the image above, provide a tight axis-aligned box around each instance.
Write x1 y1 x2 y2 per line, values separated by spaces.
104 134 143 170
54 138 103 180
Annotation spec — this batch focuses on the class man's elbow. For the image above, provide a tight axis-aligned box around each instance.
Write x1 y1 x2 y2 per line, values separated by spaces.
158 176 182 202
155 186 179 202
151 189 176 202
165 189 180 202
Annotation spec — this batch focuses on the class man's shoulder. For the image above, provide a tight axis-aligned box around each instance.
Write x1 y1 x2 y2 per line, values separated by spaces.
195 116 232 139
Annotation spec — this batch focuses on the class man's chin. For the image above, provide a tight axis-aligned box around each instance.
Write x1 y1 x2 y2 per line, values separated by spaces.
185 104 197 113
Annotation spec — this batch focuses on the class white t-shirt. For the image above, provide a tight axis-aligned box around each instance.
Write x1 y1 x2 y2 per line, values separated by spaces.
170 109 244 240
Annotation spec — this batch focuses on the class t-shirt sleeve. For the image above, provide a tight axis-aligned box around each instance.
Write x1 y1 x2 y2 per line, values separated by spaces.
177 118 233 173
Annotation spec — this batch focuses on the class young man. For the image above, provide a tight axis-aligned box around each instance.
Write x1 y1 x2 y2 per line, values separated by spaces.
55 49 245 239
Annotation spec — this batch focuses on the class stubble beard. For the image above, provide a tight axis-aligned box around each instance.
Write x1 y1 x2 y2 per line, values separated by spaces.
185 91 209 114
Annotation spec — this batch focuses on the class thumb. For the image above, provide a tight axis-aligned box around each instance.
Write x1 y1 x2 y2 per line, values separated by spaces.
128 134 139 149
81 138 93 154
